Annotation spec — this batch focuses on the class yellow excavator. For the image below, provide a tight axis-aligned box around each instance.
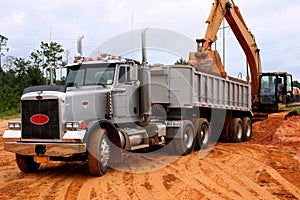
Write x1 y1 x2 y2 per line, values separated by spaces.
189 0 299 120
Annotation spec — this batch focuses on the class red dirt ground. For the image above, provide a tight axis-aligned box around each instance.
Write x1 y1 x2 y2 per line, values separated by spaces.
0 117 300 200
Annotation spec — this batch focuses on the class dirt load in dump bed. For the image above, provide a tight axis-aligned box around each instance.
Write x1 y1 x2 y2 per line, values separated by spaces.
0 117 300 200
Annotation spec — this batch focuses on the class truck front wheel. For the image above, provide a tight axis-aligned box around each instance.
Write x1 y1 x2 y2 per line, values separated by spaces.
16 154 40 173
88 128 111 176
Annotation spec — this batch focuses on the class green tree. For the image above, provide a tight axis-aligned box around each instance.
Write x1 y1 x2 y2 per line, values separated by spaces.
0 56 45 116
0 34 9 67
0 40 66 117
293 80 300 88
175 58 188 65
30 41 66 84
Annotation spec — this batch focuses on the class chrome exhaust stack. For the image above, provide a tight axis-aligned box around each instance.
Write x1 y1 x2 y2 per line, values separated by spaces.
139 27 151 126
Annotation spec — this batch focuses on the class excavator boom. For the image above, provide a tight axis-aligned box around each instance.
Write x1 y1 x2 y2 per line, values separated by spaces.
189 0 298 120
189 0 262 99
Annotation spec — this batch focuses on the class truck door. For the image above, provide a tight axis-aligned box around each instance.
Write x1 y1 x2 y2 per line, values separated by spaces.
113 65 139 121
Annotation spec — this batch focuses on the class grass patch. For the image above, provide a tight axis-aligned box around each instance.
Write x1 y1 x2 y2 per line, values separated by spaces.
0 111 21 120
280 106 300 114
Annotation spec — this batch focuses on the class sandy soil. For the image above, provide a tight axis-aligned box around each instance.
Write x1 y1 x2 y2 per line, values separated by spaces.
0 117 300 200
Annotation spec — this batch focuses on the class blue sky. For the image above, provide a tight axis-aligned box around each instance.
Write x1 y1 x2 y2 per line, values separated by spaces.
1 0 300 80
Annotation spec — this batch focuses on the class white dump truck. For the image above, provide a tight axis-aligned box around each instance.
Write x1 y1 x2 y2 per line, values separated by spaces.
3 51 252 176
3 0 254 176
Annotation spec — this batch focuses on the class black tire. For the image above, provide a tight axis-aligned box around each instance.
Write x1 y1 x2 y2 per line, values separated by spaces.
16 154 40 173
194 118 210 150
172 120 196 155
230 118 243 143
88 128 111 176
242 117 252 141
220 122 230 142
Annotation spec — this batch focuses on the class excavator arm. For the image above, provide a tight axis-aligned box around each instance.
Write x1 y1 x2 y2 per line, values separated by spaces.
189 0 262 98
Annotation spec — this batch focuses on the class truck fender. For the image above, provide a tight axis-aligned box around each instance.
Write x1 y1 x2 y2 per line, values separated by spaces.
84 120 123 163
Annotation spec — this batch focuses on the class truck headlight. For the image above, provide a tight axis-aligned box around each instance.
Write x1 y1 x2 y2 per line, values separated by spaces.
8 121 21 130
65 121 87 130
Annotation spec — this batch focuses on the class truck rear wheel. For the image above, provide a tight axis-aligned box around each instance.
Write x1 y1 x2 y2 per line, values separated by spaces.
16 154 40 173
242 117 252 141
173 120 196 155
194 118 210 150
230 118 243 143
88 128 111 176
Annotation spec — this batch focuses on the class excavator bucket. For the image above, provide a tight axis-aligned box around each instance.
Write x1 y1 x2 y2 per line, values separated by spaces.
267 110 298 120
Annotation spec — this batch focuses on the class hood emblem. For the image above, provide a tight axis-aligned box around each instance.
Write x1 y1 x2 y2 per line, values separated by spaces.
30 114 49 125
82 101 89 109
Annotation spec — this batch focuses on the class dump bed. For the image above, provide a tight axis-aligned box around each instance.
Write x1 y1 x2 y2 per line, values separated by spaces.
151 65 251 111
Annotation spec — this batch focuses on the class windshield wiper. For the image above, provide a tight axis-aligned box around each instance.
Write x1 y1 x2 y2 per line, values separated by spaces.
97 82 107 88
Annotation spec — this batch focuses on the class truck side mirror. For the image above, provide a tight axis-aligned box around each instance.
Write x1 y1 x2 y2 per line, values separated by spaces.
132 80 140 88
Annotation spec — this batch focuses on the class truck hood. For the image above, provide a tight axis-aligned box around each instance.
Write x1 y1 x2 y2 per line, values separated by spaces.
65 86 111 122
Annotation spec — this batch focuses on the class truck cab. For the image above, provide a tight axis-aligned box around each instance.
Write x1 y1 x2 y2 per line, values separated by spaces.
65 58 141 124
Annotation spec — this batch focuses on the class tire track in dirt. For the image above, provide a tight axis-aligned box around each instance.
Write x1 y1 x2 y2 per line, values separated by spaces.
29 165 80 199
77 177 98 199
63 174 88 200
55 177 75 200
211 144 300 199
258 164 300 199
77 169 132 200
202 157 276 200
0 162 89 200
0 168 63 199
28 164 80 199
148 170 177 200
104 171 129 199
169 158 241 200
132 173 155 199
160 169 193 199
234 145 300 198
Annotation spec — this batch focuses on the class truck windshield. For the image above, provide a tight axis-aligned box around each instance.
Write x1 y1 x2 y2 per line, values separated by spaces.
66 63 115 87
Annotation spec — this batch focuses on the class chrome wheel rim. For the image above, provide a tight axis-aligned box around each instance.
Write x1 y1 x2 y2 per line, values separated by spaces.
100 137 110 167
201 125 209 145
245 121 251 138
184 127 194 148
237 123 243 139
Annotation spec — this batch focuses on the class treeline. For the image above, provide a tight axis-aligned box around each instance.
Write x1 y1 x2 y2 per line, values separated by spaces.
293 80 300 89
0 58 45 116
0 35 66 117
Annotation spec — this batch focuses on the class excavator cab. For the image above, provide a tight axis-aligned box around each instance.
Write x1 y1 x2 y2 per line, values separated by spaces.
257 72 293 111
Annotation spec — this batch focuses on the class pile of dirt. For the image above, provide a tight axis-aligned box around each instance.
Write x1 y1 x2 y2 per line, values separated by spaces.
251 116 300 147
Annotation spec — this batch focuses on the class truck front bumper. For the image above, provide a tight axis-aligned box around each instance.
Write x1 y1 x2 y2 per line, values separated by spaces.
3 129 87 157
4 142 86 157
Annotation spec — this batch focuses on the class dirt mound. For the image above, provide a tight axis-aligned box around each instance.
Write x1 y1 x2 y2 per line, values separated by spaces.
251 116 300 146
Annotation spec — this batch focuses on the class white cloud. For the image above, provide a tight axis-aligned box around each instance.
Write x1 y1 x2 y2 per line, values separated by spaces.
11 11 26 24
1 0 300 80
